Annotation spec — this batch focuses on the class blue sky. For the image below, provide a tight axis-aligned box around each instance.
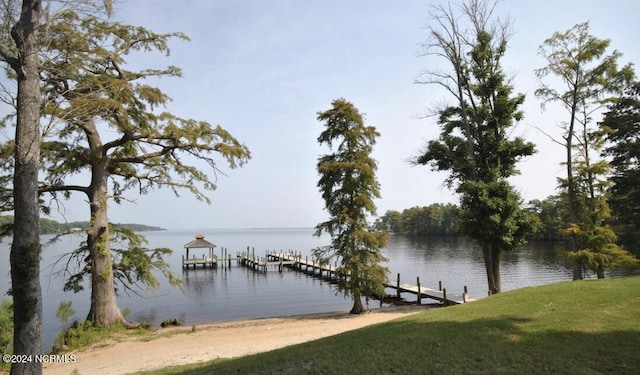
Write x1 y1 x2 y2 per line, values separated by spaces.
39 1 640 229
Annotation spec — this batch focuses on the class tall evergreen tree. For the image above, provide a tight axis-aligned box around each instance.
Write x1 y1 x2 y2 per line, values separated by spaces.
0 3 113 371
13 11 250 327
601 82 640 255
314 98 387 314
536 22 635 279
0 1 44 373
415 0 537 294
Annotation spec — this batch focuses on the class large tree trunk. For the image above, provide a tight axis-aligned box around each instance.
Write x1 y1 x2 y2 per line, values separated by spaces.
482 245 499 295
491 246 501 294
9 1 43 374
567 94 583 281
350 290 364 314
85 126 124 326
567 144 582 281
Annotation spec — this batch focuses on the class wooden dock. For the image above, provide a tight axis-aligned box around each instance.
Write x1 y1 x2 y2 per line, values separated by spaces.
182 254 217 269
383 273 474 305
182 247 235 269
264 251 474 306
268 251 340 278
237 248 298 272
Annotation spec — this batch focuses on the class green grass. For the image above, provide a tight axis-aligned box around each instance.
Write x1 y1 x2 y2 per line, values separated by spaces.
139 276 640 375
53 320 125 352
52 320 156 353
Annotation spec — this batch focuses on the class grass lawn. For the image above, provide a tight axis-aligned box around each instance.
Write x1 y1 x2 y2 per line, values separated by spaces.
141 276 640 374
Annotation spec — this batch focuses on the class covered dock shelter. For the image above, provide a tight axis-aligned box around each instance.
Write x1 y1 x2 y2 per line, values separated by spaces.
182 234 217 269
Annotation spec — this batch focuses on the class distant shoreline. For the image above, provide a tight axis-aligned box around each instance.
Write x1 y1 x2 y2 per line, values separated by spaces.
159 227 316 232
0 216 167 234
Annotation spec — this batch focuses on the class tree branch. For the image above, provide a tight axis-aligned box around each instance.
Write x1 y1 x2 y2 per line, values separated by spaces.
39 184 88 195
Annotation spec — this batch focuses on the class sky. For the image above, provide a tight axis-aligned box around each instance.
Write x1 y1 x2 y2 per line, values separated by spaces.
25 0 640 229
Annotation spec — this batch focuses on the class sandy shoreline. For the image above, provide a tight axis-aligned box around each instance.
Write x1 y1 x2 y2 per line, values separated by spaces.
42 306 428 375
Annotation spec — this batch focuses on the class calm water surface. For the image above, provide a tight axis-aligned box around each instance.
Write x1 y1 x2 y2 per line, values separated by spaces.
1 228 575 350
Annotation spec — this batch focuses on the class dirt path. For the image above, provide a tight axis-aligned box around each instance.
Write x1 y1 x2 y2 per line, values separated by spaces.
43 307 425 375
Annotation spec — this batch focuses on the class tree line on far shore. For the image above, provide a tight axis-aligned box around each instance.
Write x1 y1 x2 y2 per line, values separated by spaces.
0 216 165 235
376 194 639 256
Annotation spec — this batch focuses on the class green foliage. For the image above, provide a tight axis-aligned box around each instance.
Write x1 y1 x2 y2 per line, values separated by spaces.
111 226 185 293
535 22 634 113
2 9 250 326
536 22 635 279
558 152 639 277
0 216 164 236
0 215 12 238
314 98 388 313
601 82 640 254
418 31 534 182
563 127 638 278
552 123 639 277
459 180 539 253
415 0 535 293
564 224 639 277
56 225 184 296
0 141 12 214
0 299 12 371
56 300 75 330
378 198 581 243
2 6 248 326
379 199 569 242
526 196 565 241
54 319 127 353
38 11 251 207
376 209 404 233
376 204 460 236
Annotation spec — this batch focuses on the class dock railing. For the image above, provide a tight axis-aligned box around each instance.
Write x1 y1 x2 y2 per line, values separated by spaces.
182 254 217 269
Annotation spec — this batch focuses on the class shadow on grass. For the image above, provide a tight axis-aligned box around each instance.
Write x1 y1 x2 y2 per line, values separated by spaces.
146 315 639 375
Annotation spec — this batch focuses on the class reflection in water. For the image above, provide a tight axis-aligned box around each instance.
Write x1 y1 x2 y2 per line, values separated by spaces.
183 268 217 300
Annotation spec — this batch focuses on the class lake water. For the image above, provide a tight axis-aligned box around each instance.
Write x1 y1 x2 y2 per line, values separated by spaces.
1 228 576 350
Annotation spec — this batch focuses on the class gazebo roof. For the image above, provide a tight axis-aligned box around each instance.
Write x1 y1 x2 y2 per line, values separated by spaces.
183 234 216 249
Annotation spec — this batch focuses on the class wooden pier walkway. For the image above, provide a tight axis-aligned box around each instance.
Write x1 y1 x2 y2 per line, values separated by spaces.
263 251 474 306
268 251 340 278
383 273 474 305
236 250 342 278
237 251 297 272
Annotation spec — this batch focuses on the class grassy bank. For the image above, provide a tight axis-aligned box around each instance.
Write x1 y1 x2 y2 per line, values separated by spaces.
144 276 640 374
